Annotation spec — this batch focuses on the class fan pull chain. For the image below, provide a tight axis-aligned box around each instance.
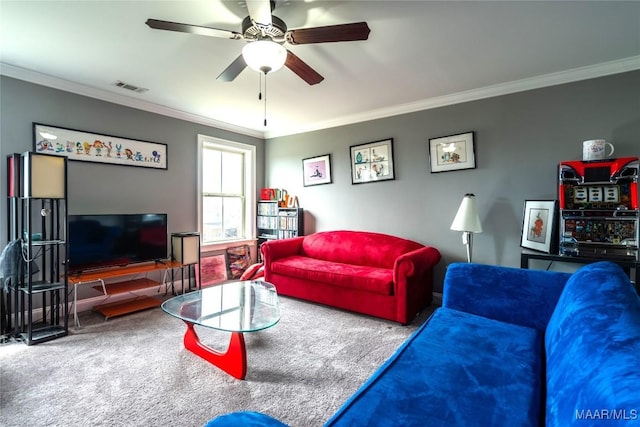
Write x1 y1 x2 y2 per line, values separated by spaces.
263 73 268 127
256 73 268 126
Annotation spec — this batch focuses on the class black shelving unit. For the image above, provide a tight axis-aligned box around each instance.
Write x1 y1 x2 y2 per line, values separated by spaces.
5 152 69 345
257 200 303 261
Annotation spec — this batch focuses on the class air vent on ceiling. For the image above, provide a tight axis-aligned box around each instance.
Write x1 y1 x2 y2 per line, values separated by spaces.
112 80 149 93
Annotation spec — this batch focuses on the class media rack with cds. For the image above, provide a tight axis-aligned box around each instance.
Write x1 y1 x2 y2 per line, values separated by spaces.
558 156 639 260
257 200 303 261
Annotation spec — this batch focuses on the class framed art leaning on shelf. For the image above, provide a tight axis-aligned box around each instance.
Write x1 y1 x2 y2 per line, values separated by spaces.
520 200 558 253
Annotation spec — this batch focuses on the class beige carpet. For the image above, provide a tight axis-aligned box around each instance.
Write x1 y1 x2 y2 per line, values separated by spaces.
0 295 438 427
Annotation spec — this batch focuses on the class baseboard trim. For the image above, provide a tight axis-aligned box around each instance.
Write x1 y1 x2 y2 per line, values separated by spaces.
11 282 178 328
432 292 443 306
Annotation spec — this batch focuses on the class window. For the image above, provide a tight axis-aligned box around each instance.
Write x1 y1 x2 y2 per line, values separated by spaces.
198 135 255 246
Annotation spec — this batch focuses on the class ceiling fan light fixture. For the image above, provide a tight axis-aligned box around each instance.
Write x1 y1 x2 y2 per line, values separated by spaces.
242 39 287 74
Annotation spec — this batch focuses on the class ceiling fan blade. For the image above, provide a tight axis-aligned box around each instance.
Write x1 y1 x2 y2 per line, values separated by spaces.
285 50 324 85
245 0 273 27
146 19 242 40
217 54 247 82
286 22 370 45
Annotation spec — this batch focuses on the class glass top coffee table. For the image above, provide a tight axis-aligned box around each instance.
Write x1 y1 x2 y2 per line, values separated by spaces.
161 280 280 379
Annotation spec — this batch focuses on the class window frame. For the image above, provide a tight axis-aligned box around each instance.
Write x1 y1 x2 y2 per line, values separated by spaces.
197 134 256 251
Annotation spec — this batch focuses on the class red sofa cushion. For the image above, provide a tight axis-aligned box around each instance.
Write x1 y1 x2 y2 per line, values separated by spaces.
300 230 423 269
270 255 394 295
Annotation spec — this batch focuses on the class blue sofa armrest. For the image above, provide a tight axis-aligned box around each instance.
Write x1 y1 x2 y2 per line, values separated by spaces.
204 411 288 427
442 262 571 331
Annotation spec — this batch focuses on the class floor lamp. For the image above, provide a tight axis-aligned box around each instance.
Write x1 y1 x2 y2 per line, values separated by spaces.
450 193 482 263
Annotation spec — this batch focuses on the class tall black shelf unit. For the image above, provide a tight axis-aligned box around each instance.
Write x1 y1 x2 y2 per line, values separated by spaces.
257 200 303 261
4 152 69 345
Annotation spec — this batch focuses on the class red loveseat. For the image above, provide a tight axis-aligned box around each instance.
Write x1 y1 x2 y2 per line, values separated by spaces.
260 230 442 324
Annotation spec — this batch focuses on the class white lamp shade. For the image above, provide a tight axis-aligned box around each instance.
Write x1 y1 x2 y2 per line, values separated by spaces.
450 193 482 233
21 152 66 199
242 40 287 74
172 233 200 265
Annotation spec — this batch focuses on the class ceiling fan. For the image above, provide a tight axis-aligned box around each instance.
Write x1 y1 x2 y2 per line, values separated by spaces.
145 0 370 85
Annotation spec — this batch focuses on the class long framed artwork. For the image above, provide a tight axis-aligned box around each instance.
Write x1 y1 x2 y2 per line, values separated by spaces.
428 131 475 173
350 138 395 184
521 200 558 253
302 154 332 186
33 123 167 170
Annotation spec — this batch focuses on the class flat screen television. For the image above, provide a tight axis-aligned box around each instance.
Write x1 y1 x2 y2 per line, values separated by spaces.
68 213 168 273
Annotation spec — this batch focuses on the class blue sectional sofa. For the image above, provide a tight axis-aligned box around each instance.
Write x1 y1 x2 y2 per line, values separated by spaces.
206 261 640 426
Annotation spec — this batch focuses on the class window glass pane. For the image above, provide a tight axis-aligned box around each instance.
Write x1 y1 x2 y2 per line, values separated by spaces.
222 151 243 194
202 196 223 241
223 197 243 238
199 136 253 246
203 149 221 193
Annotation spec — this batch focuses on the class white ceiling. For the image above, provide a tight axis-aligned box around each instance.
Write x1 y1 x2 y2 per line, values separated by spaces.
1 1 639 139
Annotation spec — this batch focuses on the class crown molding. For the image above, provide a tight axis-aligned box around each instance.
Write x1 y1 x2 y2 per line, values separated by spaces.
0 63 265 139
263 55 640 138
3 56 639 141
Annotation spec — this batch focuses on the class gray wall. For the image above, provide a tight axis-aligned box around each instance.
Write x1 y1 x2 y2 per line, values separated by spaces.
2 72 639 293
0 76 265 248
265 70 640 291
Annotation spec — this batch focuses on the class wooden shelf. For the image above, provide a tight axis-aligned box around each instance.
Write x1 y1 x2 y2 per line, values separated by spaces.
68 261 184 322
93 277 161 295
69 260 182 284
94 296 163 319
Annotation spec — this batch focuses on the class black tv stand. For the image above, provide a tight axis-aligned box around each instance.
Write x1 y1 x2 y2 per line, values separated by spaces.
520 249 639 293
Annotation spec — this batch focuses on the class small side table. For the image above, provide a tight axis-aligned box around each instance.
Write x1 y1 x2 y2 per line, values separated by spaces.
520 249 639 293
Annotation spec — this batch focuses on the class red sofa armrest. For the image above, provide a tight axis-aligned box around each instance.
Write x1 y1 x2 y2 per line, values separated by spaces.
393 245 442 324
393 245 441 284
261 237 304 265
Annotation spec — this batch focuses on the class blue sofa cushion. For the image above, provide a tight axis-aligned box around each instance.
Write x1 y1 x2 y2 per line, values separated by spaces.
545 261 640 426
325 307 543 427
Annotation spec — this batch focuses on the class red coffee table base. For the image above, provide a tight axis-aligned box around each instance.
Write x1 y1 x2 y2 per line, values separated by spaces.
183 321 247 380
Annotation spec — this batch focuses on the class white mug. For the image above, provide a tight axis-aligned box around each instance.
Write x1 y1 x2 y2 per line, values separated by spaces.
583 140 614 161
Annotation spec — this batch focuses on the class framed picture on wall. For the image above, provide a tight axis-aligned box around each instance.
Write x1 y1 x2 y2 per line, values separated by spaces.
33 123 167 170
428 131 475 173
350 138 395 184
302 154 332 186
520 200 558 253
